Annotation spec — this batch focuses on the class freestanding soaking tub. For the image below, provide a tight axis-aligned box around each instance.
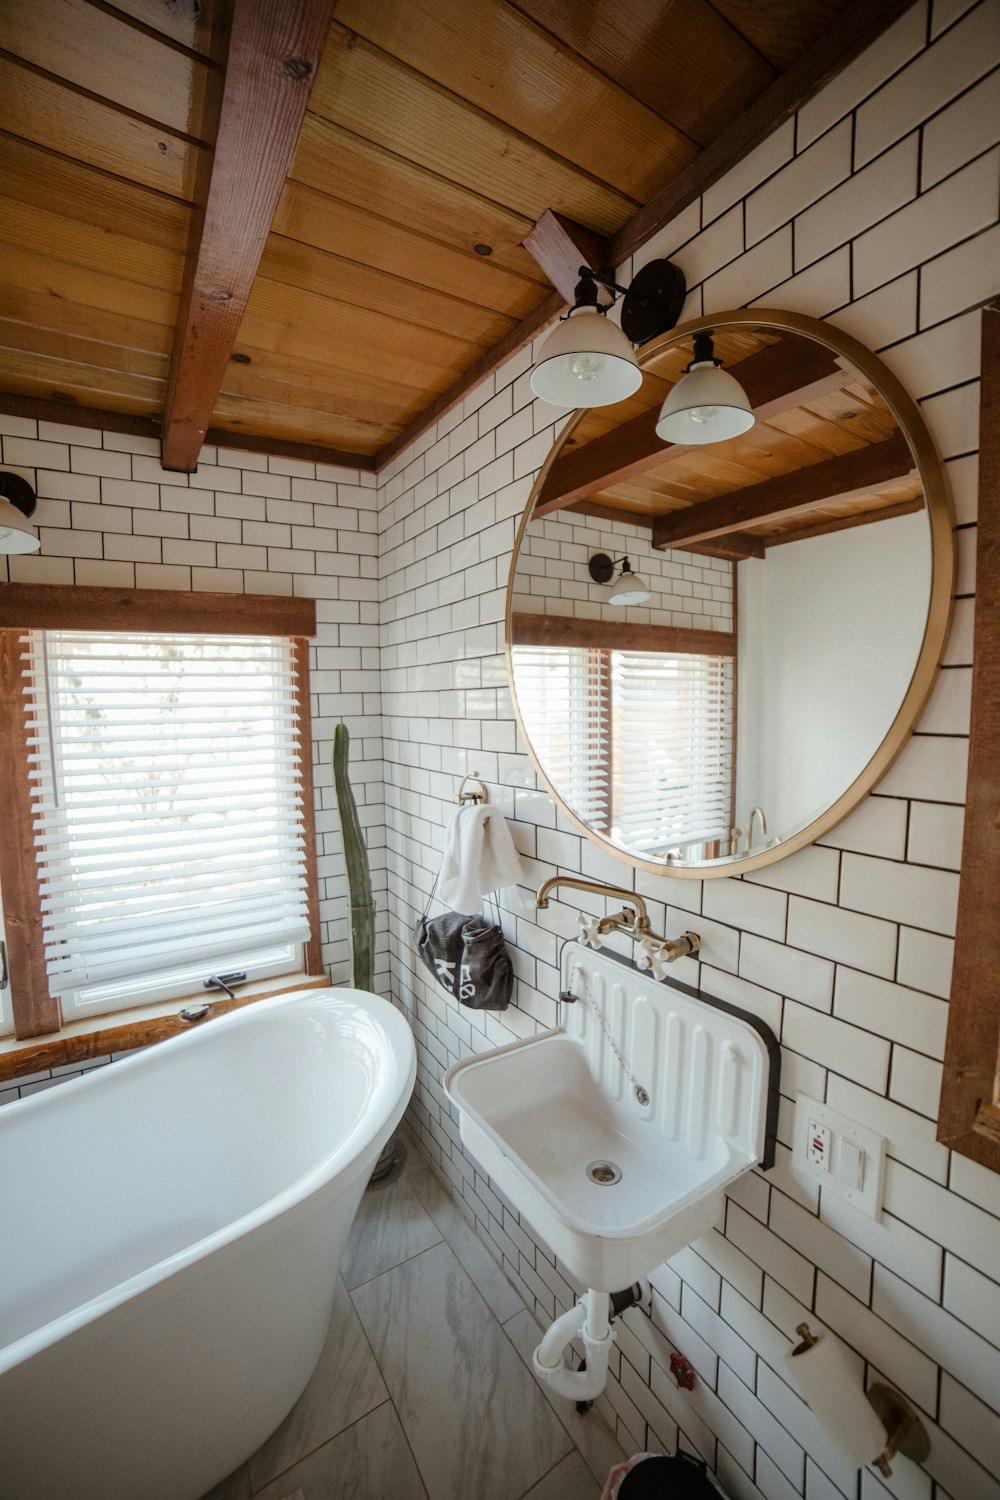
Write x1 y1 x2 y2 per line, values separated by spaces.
0 986 416 1500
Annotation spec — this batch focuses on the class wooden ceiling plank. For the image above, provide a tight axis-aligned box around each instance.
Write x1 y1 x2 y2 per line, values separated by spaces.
161 0 336 473
309 25 638 235
509 0 776 148
0 0 217 139
0 197 186 299
651 433 915 549
259 234 518 349
109 0 225 61
275 178 546 319
0 348 164 411
242 279 486 391
0 320 167 383
535 336 844 516
202 426 376 469
224 348 434 428
522 210 612 304
291 115 546 283
210 393 395 454
0 242 178 332
0 60 204 201
763 497 925 547
334 0 697 202
0 287 172 360
608 0 914 268
710 0 850 71
0 134 193 252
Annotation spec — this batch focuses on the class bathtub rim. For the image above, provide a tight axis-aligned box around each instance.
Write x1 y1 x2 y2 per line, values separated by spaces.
0 985 415 1377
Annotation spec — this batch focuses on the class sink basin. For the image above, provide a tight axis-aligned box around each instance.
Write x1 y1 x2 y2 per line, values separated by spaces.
444 944 778 1291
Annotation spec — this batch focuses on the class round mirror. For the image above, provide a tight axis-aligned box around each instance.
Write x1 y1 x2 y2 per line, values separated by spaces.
506 309 954 877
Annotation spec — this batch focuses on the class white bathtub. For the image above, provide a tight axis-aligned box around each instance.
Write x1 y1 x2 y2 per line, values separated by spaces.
0 986 415 1500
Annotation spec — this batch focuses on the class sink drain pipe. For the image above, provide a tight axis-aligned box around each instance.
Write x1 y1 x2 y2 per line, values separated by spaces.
532 1282 649 1402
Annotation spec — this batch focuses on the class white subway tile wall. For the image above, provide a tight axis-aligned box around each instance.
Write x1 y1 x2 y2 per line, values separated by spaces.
378 5 1000 1497
0 434 388 1004
1 5 998 1496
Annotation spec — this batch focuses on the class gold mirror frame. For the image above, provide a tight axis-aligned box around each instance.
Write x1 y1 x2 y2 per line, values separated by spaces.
506 308 955 879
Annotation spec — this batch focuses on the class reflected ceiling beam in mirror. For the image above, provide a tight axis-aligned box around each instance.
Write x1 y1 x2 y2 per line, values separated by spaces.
534 336 844 517
522 210 612 305
565 499 766 560
510 612 737 657
651 432 915 550
766 497 925 549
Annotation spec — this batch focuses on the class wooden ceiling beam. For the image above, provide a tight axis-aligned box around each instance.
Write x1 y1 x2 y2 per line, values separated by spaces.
652 433 915 549
161 0 336 473
521 210 612 305
564 499 764 559
535 336 842 517
764 497 924 548
372 0 914 474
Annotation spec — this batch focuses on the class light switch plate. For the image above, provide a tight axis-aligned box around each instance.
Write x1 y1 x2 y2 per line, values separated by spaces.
792 1094 886 1220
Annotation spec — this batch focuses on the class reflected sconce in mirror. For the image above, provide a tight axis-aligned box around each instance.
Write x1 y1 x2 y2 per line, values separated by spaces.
0 472 40 555
656 330 755 445
588 552 651 606
530 260 686 409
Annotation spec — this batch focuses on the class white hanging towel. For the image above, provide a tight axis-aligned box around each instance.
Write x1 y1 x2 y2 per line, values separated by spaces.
437 803 525 915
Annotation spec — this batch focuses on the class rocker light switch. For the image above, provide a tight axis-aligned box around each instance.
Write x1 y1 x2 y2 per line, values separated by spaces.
793 1095 886 1220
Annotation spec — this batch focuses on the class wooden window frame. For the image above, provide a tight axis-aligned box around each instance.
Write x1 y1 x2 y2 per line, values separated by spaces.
939 303 1000 1171
0 584 323 1068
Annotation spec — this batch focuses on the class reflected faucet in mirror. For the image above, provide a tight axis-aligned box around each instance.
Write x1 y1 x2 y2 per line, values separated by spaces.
535 876 699 963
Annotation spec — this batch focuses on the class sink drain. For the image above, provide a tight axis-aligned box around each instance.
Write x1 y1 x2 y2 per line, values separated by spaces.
586 1159 622 1186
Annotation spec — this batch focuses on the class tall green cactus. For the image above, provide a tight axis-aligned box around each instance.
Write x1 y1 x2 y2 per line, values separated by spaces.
333 722 375 992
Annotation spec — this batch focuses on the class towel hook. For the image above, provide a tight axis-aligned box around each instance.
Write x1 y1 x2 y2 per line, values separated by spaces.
456 771 490 807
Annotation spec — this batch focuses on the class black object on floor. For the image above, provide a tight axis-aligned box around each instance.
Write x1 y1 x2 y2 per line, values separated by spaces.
618 1451 726 1498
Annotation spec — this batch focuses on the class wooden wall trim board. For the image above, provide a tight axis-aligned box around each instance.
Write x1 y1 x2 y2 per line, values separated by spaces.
161 0 337 472
651 433 915 549
0 630 60 1039
0 582 317 639
370 0 913 473
0 392 377 471
534 337 843 518
510 611 737 658
939 302 1000 1172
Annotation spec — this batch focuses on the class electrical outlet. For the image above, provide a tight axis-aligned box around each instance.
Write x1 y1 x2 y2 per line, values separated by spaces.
807 1119 831 1170
793 1095 886 1220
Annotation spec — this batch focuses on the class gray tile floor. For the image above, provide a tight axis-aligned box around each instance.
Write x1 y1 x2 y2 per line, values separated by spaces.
202 1136 626 1500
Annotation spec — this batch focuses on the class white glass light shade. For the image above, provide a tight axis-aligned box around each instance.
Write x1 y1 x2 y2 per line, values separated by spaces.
608 571 651 606
0 497 40 554
530 307 642 408
656 360 755 445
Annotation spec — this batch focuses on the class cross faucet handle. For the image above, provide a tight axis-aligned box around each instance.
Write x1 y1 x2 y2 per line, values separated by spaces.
637 936 670 980
577 913 604 949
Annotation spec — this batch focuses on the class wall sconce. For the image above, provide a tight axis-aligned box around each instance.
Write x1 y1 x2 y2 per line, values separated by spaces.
531 260 686 410
0 472 40 555
589 552 651 606
656 330 755 445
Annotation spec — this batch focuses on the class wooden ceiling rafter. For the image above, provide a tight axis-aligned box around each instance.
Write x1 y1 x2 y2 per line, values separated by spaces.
650 432 916 549
372 0 914 473
160 0 338 472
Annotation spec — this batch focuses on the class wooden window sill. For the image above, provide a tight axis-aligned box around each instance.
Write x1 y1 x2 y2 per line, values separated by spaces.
0 973 330 1084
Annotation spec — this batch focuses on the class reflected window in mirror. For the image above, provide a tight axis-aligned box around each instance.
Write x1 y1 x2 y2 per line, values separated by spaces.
506 310 954 878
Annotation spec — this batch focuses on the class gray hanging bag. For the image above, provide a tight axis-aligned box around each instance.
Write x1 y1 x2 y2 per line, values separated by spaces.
413 879 512 1011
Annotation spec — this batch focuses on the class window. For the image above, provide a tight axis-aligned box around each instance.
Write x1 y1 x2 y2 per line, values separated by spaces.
512 639 734 859
0 585 320 1042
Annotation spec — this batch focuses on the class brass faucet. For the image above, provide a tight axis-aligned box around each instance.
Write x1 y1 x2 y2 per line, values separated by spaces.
535 876 699 963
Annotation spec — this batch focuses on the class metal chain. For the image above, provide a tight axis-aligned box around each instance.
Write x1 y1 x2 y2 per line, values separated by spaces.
569 962 649 1106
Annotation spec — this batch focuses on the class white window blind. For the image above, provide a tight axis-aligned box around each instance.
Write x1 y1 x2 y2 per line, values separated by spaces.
511 644 611 830
513 642 733 856
22 630 310 1017
610 650 733 856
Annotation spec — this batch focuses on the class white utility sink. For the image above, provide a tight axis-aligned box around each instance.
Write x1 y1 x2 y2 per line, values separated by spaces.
445 944 778 1291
